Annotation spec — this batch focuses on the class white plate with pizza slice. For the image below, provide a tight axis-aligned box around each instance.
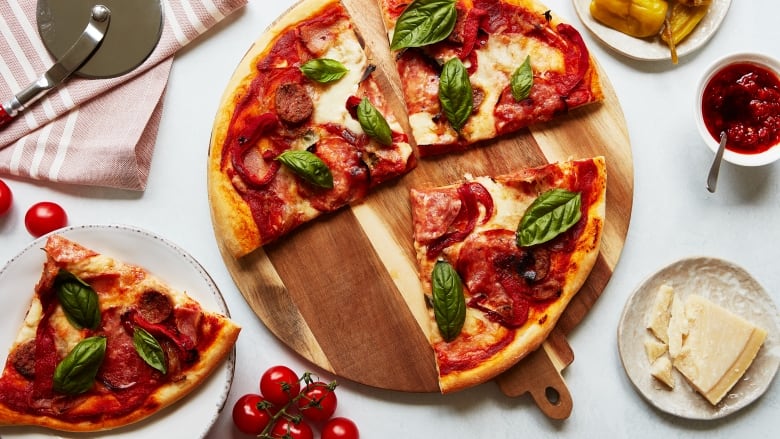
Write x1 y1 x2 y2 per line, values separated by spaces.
617 257 780 419
573 0 732 61
0 224 235 438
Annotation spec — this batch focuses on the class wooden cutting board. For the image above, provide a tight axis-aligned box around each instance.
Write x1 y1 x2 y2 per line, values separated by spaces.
213 0 633 418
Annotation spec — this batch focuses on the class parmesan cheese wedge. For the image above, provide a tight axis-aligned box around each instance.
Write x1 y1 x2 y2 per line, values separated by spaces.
667 292 688 359
673 295 767 405
650 354 675 388
647 284 674 343
644 336 667 363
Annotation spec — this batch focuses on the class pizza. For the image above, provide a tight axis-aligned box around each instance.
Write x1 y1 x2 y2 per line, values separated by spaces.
410 157 606 392
0 235 241 432
208 0 416 258
376 0 604 156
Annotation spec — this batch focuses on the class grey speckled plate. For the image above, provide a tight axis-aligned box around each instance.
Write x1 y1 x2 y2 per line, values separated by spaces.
618 257 780 419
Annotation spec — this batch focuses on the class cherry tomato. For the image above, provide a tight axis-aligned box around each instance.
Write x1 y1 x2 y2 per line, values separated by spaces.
0 179 12 216
24 201 67 237
296 381 337 423
269 418 313 439
232 393 275 435
260 365 301 407
321 417 359 439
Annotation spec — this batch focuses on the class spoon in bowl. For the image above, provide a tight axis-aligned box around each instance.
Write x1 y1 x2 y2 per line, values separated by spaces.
706 131 727 193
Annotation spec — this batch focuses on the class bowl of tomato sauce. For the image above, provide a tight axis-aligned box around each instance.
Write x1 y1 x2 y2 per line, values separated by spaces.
696 52 780 166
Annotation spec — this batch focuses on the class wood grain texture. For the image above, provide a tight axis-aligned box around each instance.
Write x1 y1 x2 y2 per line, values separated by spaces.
214 0 633 398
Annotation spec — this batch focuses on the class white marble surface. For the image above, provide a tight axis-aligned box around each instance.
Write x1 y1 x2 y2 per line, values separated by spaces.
1 1 779 437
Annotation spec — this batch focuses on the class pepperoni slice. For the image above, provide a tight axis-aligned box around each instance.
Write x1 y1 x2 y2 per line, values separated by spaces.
457 229 531 328
299 137 369 211
10 340 36 380
275 83 313 125
137 290 173 324
99 309 156 390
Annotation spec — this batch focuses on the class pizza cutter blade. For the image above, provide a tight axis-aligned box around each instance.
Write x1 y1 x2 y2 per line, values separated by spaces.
0 0 163 128
37 0 163 79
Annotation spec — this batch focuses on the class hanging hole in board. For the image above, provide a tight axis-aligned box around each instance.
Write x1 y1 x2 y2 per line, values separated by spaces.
545 386 560 405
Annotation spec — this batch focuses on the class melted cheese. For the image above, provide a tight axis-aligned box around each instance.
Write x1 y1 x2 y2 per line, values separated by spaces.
312 31 366 135
466 34 562 142
406 32 564 146
673 295 767 405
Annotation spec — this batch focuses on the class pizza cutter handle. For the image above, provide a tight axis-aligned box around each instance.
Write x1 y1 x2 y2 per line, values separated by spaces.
0 5 110 129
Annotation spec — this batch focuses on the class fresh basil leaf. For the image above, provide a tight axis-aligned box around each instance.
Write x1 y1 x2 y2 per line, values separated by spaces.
300 58 349 83
431 260 466 342
276 150 334 189
357 98 393 146
53 336 106 395
517 189 582 247
511 55 534 101
439 57 473 132
390 0 458 51
55 270 101 330
133 327 167 374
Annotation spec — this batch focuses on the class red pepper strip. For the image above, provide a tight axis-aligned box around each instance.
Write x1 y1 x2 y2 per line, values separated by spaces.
468 291 530 328
346 95 362 120
426 182 494 257
550 23 590 94
457 8 488 61
231 112 281 188
125 310 195 352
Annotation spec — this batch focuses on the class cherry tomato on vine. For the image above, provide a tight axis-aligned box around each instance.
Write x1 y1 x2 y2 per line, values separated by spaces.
24 201 67 237
321 417 359 439
232 393 274 435
269 418 313 439
0 179 12 216
260 365 301 407
296 381 338 423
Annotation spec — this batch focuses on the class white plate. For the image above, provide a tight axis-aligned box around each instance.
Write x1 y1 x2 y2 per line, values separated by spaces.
0 225 235 438
573 0 732 61
617 257 780 419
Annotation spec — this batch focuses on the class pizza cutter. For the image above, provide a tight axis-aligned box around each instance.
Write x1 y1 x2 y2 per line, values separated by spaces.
0 0 163 127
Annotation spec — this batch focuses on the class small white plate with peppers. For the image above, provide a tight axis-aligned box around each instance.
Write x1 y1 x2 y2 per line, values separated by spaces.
573 0 732 62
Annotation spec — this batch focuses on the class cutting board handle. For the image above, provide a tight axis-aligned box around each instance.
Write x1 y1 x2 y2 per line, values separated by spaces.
495 330 575 420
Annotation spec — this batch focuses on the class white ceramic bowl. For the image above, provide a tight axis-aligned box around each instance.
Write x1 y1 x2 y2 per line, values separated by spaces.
695 52 780 166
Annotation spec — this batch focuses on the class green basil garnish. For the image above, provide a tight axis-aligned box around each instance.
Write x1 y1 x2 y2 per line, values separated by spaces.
55 270 101 330
357 98 393 146
53 336 106 395
390 0 458 51
510 55 534 101
439 57 473 132
431 260 466 342
133 327 167 374
517 189 582 247
300 58 349 83
277 150 334 189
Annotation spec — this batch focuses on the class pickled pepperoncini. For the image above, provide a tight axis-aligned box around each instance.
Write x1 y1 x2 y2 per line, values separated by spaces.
589 0 669 38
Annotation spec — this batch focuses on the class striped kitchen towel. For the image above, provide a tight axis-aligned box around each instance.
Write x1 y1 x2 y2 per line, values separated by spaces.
0 0 247 190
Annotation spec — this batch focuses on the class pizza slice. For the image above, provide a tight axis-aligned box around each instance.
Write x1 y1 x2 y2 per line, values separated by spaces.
208 0 416 258
0 235 241 432
410 157 606 392
376 0 603 156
